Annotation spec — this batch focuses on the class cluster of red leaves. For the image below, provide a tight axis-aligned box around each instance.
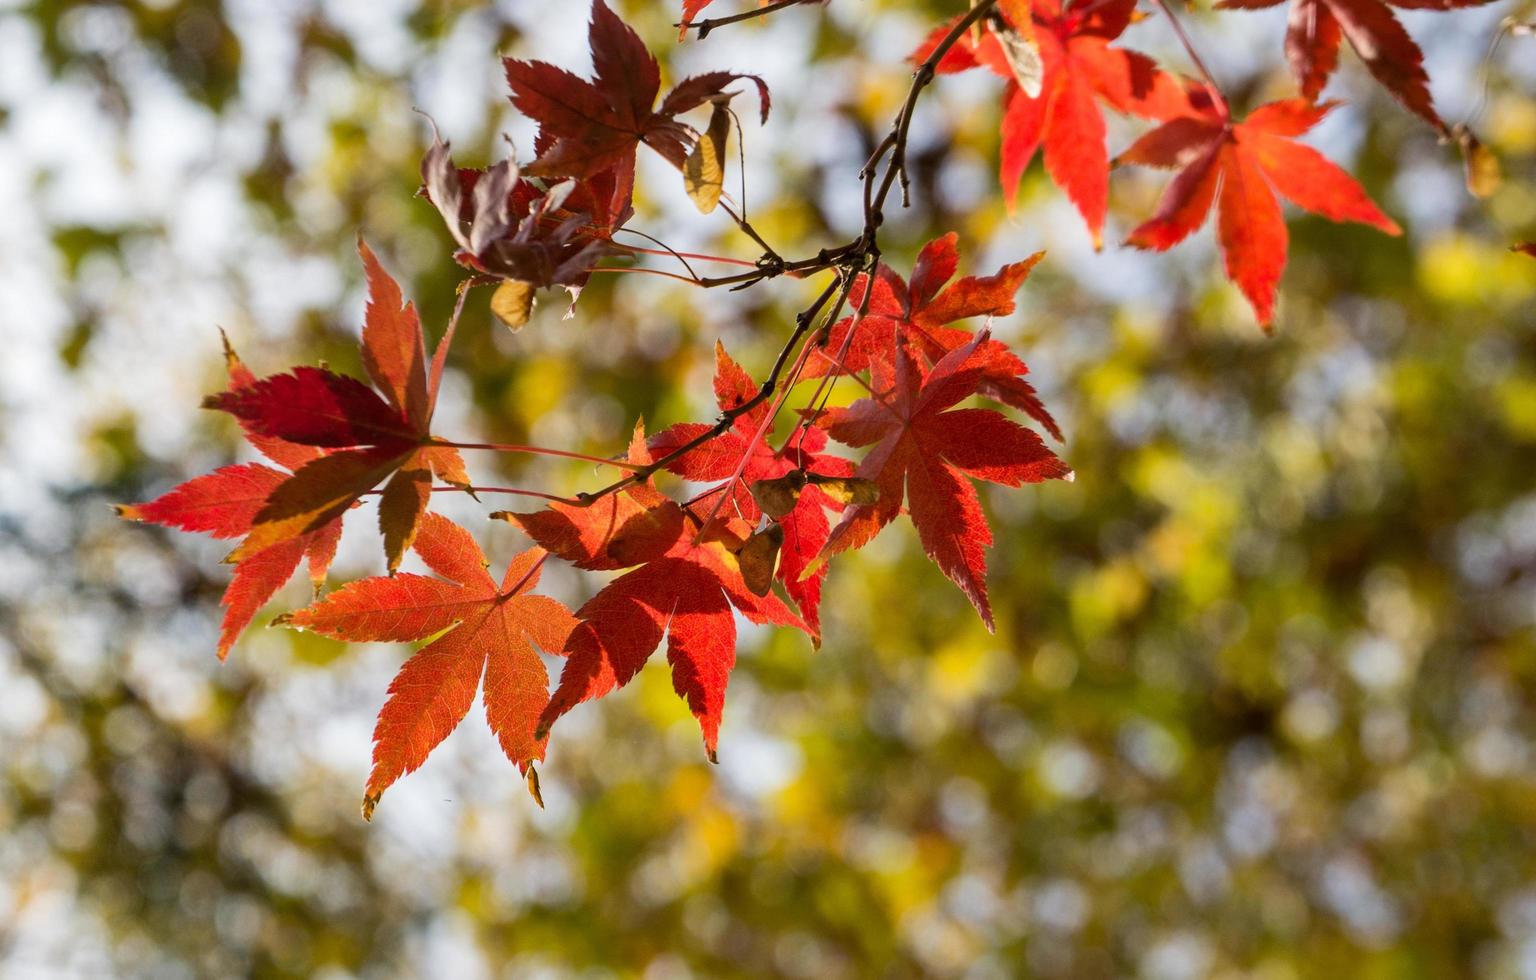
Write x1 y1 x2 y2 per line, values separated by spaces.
917 0 1193 243
420 0 769 323
646 344 856 641
497 425 808 762
120 230 1065 816
913 0 1410 327
121 0 1499 817
486 239 1070 762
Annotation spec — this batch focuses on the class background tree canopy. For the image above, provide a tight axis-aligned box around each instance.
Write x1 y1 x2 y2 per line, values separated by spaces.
2 0 1535 976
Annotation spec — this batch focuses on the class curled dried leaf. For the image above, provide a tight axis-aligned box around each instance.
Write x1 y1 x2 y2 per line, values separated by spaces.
684 96 733 213
491 280 536 331
526 766 545 809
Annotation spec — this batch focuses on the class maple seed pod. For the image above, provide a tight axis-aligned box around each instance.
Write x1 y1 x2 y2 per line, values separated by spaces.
738 523 785 597
808 474 879 508
750 472 806 518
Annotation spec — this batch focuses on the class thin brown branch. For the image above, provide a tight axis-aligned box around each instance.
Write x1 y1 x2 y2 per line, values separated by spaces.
363 485 576 505
556 2 1005 520
680 0 816 39
432 440 644 470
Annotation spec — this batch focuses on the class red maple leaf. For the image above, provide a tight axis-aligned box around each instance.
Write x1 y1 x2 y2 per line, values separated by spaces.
498 424 805 760
117 338 344 660
816 331 1071 630
1120 98 1401 326
647 341 856 640
803 233 1061 441
1515 242 1536 258
1215 0 1493 130
505 0 769 193
915 0 1193 242
204 241 470 570
276 513 577 819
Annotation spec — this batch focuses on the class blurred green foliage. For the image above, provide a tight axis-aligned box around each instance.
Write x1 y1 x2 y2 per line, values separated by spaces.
2 1 1536 977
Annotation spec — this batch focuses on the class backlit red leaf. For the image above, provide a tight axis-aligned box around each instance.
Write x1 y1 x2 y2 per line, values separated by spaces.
278 514 576 818
1123 99 1400 327
818 331 1071 629
203 250 469 571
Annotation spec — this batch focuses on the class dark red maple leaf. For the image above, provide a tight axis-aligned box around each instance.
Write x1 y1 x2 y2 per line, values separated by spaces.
497 424 805 760
802 233 1061 441
648 341 856 640
816 330 1071 630
204 241 470 570
915 0 1194 242
275 513 577 819
117 338 343 660
505 0 769 190
1120 99 1401 326
1515 242 1536 258
1215 0 1494 130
